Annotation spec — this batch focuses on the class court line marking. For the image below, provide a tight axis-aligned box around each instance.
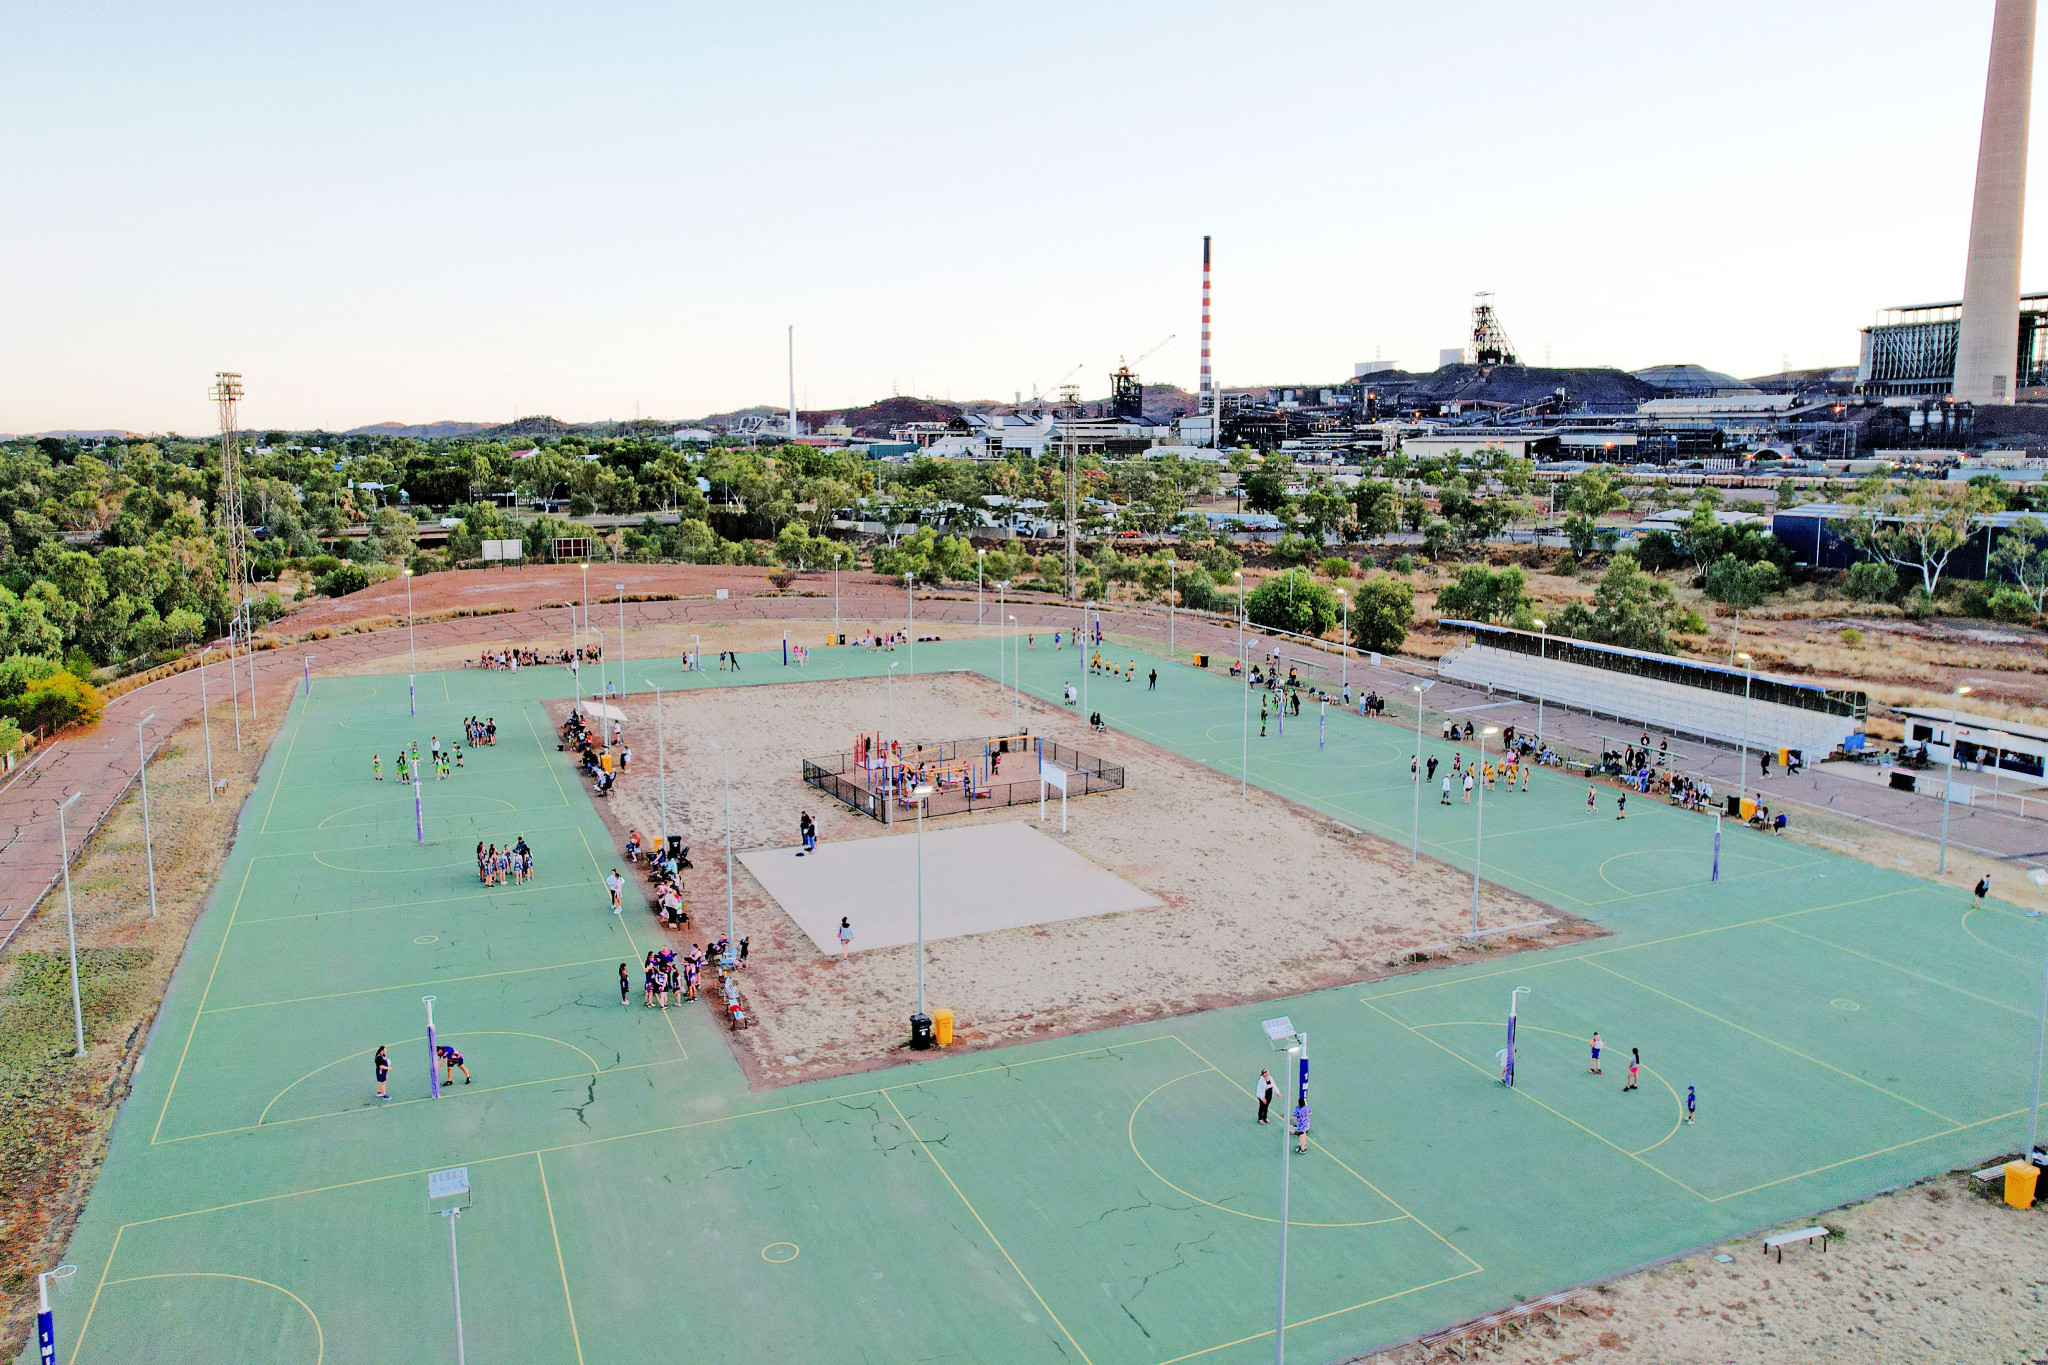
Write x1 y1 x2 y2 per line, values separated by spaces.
1577 958 1961 1126
536 1153 588 1365
1126 1070 1408 1228
882 1087 1097 1365
1360 998 1711 1201
1765 920 2037 1020
1152 1268 1486 1365
198 956 625 1014
258 717 303 837
525 701 572 807
151 860 254 1144
238 878 584 925
253 1031 605 1128
97 1271 323 1363
1409 1022 1686 1158
1961 905 2035 965
315 792 515 830
158 1061 684 1146
1702 1106 2030 1203
1164 1035 1484 1274
571 821 688 1064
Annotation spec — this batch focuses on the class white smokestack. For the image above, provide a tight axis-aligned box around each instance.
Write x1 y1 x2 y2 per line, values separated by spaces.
1955 0 2037 405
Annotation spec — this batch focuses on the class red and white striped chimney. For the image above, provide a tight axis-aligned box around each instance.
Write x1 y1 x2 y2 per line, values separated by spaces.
1199 235 1213 414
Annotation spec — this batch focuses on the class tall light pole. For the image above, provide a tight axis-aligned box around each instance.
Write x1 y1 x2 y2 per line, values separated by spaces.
1170 558 1177 658
909 783 934 1023
906 572 916 675
1471 725 1498 935
2027 909 2048 1158
706 737 735 966
1337 588 1348 692
1008 615 1020 730
1411 680 1435 866
224 630 243 751
55 792 85 1057
1237 570 1248 797
1940 683 1973 875
616 582 626 706
977 549 985 632
133 711 158 920
1736 652 1754 803
590 629 606 733
691 633 701 674
403 567 416 716
1532 617 1548 740
198 645 216 803
1275 1039 1301 1364
645 679 668 855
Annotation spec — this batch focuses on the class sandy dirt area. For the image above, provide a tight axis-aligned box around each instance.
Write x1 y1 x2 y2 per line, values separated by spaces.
1374 1170 2048 1365
552 672 1587 1088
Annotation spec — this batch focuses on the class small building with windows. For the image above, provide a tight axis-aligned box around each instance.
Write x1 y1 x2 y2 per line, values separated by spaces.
1894 705 2048 787
1437 620 1868 760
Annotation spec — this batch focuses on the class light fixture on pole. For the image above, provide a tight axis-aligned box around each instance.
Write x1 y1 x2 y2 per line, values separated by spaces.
1471 725 1499 936
1236 570 1248 797
197 645 216 803
706 737 735 966
645 679 669 855
1531 617 1547 739
427 1166 472 1365
1735 652 1753 803
55 792 85 1057
906 572 915 675
1940 683 1973 874
133 711 158 919
1411 680 1435 866
403 567 416 716
616 582 626 704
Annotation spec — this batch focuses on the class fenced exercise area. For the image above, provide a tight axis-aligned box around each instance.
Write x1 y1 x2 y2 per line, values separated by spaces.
802 732 1124 821
35 639 2048 1365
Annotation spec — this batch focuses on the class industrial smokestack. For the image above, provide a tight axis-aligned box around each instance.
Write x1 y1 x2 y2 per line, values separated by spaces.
1200 236 1213 415
1955 0 2037 405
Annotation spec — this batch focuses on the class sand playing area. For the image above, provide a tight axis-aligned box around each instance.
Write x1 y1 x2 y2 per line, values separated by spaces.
564 672 1586 1086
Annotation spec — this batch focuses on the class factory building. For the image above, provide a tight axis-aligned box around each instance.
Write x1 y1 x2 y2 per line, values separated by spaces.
1857 294 2048 400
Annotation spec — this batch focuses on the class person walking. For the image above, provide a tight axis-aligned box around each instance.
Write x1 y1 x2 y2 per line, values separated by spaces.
799 811 817 855
1255 1070 1275 1124
606 868 625 915
619 962 630 1005
837 916 853 957
1622 1047 1641 1092
1291 1097 1312 1154
1587 784 1597 814
375 1044 390 1101
1973 873 1992 908
1588 1032 1602 1074
1259 699 1268 738
1684 1084 1697 1125
1426 755 1439 782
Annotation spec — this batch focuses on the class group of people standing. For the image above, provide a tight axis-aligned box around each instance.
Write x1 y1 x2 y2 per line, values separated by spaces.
478 837 532 886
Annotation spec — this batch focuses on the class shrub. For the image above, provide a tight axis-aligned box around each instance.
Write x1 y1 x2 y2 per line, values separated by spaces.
766 568 797 591
1989 585 2034 622
1273 533 1318 566
1903 585 1936 618
1435 565 1531 624
1702 556 1783 608
1421 521 1456 560
1178 570 1222 612
1634 529 1684 574
302 554 343 578
1318 556 1355 581
318 563 372 597
1197 543 1242 583
1844 561 1898 602
1350 575 1415 653
1840 627 1863 648
1245 569 1338 636
1393 553 1416 575
13 669 103 732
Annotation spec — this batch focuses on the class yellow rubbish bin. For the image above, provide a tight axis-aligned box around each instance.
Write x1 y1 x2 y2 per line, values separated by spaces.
1193 653 1208 669
1739 797 1757 822
933 1009 954 1047
2005 1160 2039 1209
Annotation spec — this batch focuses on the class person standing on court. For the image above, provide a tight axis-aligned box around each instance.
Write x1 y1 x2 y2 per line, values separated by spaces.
375 1045 390 1101
605 868 625 915
1622 1047 1641 1092
1291 1097 1312 1154
1256 1070 1275 1124
1684 1084 1697 1125
1588 1032 1602 1075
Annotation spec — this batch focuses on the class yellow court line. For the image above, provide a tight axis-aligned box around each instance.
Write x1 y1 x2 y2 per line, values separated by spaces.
199 956 624 1014
1961 905 2036 965
881 1088 1096 1365
254 1031 605 1128
526 702 571 806
69 1224 124 1365
151 860 254 1144
92 1271 323 1365
1165 1035 1485 1273
1408 1021 1686 1158
575 822 688 1064
536 1153 587 1365
1125 1071 1406 1228
1360 999 1710 1202
258 717 303 837
1578 958 1961 1126
161 1061 684 1145
239 879 584 926
1704 1106 2031 1204
1152 1268 1487 1365
1766 920 2037 1020
316 791 516 830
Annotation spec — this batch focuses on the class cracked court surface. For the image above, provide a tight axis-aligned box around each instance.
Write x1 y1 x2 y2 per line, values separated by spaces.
28 635 2048 1364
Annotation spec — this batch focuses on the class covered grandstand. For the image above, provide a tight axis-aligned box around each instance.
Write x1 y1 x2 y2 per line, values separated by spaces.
1437 621 1868 760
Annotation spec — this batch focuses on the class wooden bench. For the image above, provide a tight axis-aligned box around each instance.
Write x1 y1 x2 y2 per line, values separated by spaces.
1762 1225 1828 1262
1417 1290 1577 1357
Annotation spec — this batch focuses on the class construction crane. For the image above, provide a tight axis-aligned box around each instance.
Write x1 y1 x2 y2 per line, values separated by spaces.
1109 334 1175 419
1029 363 1084 404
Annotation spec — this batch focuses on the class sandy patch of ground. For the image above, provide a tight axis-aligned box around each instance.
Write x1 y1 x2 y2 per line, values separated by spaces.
554 672 1590 1088
1374 1171 2048 1365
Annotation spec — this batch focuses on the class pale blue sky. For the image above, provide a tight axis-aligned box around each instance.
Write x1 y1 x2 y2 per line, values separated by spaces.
1 1 2034 432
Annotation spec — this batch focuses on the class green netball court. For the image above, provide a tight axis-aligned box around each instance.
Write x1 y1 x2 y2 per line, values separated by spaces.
28 632 2047 1364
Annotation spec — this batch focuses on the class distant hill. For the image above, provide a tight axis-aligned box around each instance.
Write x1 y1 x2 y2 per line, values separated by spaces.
344 420 490 439
4 429 151 441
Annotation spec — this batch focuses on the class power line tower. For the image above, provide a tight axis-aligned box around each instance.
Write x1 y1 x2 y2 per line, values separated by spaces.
210 372 255 711
1470 292 1520 367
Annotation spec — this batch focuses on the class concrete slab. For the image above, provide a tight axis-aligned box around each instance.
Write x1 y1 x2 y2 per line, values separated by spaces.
739 820 1158 955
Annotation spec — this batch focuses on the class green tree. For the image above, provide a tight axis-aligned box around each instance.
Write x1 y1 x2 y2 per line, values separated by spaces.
1242 457 1293 513
1552 553 1687 654
1353 479 1398 539
319 563 372 597
1702 556 1783 608
1988 514 2048 613
1844 560 1898 602
1434 565 1532 624
1845 478 1999 594
1244 568 1338 636
1350 575 1414 653
1562 468 1629 519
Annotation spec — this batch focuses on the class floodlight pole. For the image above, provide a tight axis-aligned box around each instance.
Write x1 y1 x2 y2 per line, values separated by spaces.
439 1205 467 1365
1940 683 1970 875
198 645 216 802
1534 619 1548 740
1275 1039 1301 1365
2028 912 2048 1156
616 583 626 710
134 712 158 919
224 631 243 750
914 788 930 1017
1736 653 1753 803
1237 571 1248 797
977 549 985 631
646 680 668 852
56 792 85 1057
1411 681 1434 866
707 737 734 963
404 567 416 716
1471 727 1495 936
906 572 915 676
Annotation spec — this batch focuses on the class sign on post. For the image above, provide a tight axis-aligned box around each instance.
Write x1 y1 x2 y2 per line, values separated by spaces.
1039 760 1069 832
481 538 524 561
